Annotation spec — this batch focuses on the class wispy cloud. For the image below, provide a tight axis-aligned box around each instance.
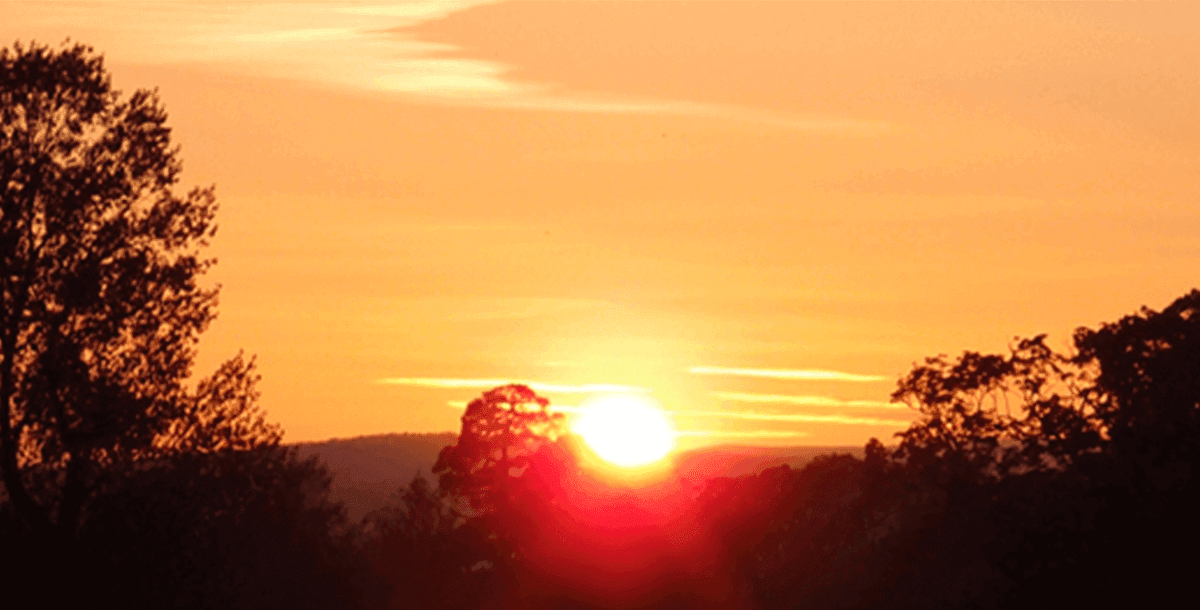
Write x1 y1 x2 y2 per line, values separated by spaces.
448 400 583 413
336 1 486 19
228 27 359 44
381 377 646 394
689 366 886 382
674 430 810 439
374 58 515 95
0 1 890 132
669 409 910 428
469 96 890 134
441 399 908 427
713 392 904 409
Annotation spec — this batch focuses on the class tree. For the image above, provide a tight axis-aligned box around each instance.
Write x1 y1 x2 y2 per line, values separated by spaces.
890 334 1100 484
1074 289 1200 465
0 41 279 540
428 384 578 605
859 291 1200 608
433 384 568 518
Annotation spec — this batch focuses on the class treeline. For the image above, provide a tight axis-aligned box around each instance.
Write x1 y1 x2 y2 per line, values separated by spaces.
3 41 1198 609
356 290 1200 609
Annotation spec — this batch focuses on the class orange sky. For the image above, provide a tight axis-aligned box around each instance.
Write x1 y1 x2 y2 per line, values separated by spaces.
5 1 1198 446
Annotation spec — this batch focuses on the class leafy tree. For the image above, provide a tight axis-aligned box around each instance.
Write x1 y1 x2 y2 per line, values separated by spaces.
433 384 567 516
848 291 1200 608
0 40 279 540
890 334 1100 484
1074 289 1200 467
428 384 578 605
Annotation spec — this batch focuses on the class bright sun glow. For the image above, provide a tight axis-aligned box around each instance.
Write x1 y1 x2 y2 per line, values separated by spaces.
572 395 675 468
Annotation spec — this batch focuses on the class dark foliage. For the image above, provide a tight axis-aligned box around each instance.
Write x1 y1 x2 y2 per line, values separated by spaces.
736 290 1200 610
4 447 373 609
0 40 280 540
0 41 370 609
6 40 1197 610
361 475 499 610
362 291 1200 610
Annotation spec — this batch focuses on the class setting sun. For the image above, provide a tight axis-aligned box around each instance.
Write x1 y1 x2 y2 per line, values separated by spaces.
572 395 675 468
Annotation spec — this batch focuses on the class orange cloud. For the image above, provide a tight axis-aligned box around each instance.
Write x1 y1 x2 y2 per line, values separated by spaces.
382 377 645 394
713 392 904 409
671 409 909 428
674 430 810 439
689 366 886 382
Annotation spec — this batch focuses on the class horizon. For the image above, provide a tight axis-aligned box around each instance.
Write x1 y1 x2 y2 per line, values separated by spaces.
5 1 1197 446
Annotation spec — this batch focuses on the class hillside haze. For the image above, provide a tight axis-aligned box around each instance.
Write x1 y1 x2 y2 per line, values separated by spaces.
293 433 457 522
295 433 863 521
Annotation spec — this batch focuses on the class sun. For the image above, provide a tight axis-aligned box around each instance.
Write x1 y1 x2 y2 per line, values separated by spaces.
572 394 675 468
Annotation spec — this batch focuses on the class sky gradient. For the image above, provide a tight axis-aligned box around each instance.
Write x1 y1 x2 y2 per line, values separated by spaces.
5 1 1198 446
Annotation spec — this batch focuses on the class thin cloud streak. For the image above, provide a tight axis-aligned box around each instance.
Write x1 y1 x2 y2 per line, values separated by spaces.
690 366 887 382
669 409 910 428
470 95 891 134
381 377 646 394
0 1 889 133
714 392 904 409
674 430 810 439
228 27 359 44
443 399 908 427
447 400 583 413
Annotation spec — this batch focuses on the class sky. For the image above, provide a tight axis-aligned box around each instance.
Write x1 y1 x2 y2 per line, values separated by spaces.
4 1 1198 447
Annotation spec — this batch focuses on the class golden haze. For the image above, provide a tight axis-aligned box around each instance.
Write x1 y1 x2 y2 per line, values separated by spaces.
3 1 1197 446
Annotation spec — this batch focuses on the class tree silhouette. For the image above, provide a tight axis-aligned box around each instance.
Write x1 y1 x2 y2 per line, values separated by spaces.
424 384 585 606
1075 289 1200 466
0 41 279 541
736 290 1200 609
0 41 374 609
433 384 567 516
890 334 1102 485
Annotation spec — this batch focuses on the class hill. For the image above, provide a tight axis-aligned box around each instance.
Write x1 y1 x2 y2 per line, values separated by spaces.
293 432 457 522
672 444 863 482
293 433 864 522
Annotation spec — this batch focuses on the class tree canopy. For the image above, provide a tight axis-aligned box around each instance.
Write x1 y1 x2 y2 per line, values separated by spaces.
0 41 368 609
0 40 279 536
433 383 568 517
375 292 1200 610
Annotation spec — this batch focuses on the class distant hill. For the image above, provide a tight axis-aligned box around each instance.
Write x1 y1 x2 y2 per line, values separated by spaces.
293 432 457 522
293 433 864 522
672 444 864 482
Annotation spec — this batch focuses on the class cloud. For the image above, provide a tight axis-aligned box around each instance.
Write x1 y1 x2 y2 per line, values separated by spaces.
448 400 584 413
380 377 646 394
228 27 359 44
374 296 609 323
0 1 890 133
674 430 810 439
668 409 910 427
336 1 486 19
713 392 904 409
374 58 516 95
471 96 890 134
441 398 905 426
689 366 886 382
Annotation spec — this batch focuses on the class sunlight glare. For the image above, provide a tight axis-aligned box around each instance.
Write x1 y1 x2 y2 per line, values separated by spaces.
572 395 675 468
